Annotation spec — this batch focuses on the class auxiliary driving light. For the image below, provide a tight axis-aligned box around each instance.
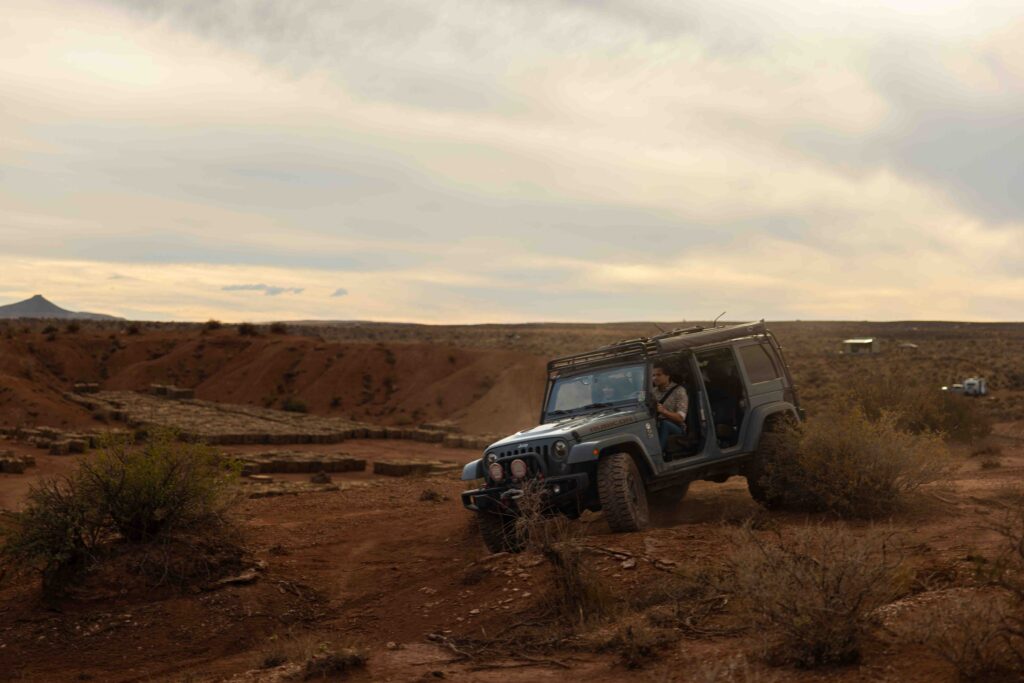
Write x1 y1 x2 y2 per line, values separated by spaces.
510 458 528 479
488 462 505 482
552 440 568 459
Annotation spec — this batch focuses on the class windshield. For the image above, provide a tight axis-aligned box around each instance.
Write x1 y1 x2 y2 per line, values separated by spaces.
545 363 647 417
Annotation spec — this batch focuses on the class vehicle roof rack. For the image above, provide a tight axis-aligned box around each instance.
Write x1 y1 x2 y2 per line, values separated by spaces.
547 321 767 373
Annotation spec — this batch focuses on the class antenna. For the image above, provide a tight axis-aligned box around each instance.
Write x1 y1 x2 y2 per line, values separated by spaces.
653 322 667 333
713 311 726 327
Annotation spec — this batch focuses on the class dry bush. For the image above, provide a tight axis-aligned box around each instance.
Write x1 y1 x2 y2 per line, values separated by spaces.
921 499 1024 680
514 483 612 623
915 595 1019 682
847 367 991 442
727 524 906 668
762 409 952 518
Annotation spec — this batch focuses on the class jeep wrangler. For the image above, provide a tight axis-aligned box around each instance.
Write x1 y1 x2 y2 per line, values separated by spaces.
460 321 803 553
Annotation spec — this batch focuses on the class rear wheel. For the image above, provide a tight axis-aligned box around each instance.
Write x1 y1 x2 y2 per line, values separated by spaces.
477 512 523 553
597 453 650 532
745 421 789 509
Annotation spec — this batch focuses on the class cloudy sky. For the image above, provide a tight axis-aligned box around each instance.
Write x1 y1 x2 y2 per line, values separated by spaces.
1 0 1022 322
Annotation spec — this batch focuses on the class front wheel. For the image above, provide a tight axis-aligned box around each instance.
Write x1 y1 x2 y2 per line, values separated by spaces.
477 512 523 553
597 453 650 532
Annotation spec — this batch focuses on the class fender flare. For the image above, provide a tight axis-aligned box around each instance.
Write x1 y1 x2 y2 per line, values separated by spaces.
742 402 800 452
461 458 484 481
567 434 655 479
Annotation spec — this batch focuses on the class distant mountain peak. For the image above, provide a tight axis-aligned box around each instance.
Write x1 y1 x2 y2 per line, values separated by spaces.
0 295 121 320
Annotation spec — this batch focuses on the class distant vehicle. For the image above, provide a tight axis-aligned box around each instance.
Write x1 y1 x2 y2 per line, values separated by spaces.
460 321 804 552
963 377 988 396
942 378 988 396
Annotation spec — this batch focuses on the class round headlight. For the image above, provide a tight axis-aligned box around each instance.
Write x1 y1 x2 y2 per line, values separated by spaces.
488 462 504 482
509 458 528 479
552 440 568 459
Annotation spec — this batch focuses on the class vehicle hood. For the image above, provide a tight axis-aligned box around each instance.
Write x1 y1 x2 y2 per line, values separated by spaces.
488 407 647 449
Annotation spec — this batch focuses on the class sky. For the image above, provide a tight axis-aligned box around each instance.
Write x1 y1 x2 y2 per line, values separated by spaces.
1 0 1022 323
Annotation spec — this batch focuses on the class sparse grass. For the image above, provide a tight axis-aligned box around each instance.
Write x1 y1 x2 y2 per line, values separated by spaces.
281 397 308 413
419 488 448 502
761 409 952 517
254 634 367 679
727 524 907 668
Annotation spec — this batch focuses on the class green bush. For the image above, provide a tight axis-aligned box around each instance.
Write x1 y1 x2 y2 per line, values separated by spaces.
0 430 238 593
728 524 906 668
78 431 237 543
761 410 951 518
0 477 103 593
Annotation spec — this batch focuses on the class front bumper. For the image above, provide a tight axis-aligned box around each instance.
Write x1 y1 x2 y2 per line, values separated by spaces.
461 473 589 513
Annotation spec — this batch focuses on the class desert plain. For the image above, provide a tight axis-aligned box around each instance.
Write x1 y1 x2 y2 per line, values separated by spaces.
1 318 1023 682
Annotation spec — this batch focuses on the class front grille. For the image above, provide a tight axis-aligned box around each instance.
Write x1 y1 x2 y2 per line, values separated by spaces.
493 443 549 459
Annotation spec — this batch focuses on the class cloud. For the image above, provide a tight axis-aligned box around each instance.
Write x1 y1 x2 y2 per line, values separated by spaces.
222 284 304 296
331 288 348 297
0 0 1022 322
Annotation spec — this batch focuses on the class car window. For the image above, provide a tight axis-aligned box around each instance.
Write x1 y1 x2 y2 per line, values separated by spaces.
738 344 780 384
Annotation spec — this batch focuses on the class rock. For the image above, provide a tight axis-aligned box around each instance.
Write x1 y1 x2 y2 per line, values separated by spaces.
310 471 332 484
48 441 71 456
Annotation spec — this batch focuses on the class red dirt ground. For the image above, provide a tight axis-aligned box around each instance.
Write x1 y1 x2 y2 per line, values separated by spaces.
2 431 1023 681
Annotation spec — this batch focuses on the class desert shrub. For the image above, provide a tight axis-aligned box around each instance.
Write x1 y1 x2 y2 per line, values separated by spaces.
761 409 951 517
0 477 104 593
238 322 258 336
281 397 308 413
269 321 288 334
847 367 991 442
41 324 57 336
204 319 222 331
78 430 237 543
0 430 239 594
727 524 906 668
125 323 141 335
64 321 80 334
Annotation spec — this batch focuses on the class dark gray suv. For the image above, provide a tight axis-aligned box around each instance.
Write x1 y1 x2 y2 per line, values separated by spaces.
460 321 803 552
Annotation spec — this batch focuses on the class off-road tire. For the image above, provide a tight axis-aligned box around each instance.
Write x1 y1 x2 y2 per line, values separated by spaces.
597 453 650 532
745 423 788 509
477 512 523 553
649 482 690 508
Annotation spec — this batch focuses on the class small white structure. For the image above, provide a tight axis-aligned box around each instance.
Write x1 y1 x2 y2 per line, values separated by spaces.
842 338 880 355
963 377 988 396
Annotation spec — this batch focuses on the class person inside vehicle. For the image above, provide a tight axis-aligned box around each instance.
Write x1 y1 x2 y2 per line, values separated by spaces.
652 362 688 451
